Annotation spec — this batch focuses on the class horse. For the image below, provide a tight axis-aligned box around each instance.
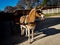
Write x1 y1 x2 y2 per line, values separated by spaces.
20 7 44 43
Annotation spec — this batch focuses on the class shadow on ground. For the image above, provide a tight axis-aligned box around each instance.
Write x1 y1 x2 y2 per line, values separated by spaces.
1 17 60 45
33 28 60 42
35 17 60 31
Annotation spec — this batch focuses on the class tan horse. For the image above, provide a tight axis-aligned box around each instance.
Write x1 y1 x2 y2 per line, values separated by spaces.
20 7 44 43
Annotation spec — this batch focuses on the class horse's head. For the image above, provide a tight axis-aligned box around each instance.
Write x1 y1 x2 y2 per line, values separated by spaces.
36 9 45 20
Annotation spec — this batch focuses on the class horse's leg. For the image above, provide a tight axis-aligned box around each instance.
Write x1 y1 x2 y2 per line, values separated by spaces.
20 25 25 36
28 28 31 43
31 29 34 42
31 26 35 42
26 27 28 36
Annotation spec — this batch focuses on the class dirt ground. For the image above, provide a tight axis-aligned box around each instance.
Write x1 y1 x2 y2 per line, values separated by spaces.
1 15 60 45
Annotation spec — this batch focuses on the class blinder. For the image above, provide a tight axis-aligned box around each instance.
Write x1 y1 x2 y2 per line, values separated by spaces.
36 9 42 14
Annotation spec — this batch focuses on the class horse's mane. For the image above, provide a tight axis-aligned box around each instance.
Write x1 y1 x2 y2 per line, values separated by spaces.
29 8 36 16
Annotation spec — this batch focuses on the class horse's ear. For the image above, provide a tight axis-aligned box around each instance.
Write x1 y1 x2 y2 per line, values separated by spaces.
35 5 40 9
34 6 37 10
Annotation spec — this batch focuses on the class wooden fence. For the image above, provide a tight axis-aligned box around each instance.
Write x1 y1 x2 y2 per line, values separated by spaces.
42 8 60 14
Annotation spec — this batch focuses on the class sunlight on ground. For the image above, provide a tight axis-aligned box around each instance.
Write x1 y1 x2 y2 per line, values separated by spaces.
49 24 60 30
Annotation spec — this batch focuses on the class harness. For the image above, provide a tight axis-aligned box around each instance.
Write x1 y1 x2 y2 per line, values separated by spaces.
20 15 35 25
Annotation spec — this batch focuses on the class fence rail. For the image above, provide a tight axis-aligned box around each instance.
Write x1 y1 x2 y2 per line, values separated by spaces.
42 8 60 14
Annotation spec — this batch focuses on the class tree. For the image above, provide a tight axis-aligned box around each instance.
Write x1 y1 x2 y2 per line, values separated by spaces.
17 0 44 9
4 0 49 12
15 4 24 10
46 0 58 7
37 0 48 9
4 6 14 13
